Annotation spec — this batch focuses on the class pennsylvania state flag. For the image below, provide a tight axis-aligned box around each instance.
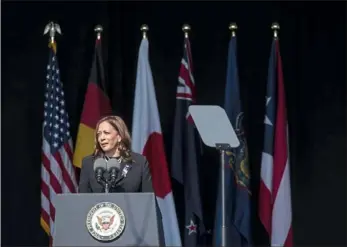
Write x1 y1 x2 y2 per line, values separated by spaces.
213 34 252 247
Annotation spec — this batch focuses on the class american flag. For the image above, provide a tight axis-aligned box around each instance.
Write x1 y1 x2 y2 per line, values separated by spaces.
40 42 78 240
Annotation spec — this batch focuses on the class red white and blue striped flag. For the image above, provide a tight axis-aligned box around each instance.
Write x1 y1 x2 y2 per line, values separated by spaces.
40 41 78 240
258 37 293 246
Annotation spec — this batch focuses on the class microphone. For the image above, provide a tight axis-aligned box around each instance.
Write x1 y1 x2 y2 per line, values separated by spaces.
107 159 122 187
93 157 107 191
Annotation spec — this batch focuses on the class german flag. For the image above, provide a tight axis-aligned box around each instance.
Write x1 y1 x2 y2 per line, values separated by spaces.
73 36 112 168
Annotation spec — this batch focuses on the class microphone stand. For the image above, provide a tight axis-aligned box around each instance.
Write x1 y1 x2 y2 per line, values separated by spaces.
109 176 121 189
97 168 123 192
104 181 110 193
102 175 118 193
109 168 121 189
95 174 109 193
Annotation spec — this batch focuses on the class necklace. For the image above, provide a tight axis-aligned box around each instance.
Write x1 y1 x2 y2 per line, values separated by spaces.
115 156 122 163
104 155 122 163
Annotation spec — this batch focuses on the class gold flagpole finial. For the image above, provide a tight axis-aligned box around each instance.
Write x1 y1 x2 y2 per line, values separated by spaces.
229 22 238 37
94 25 103 40
182 24 191 38
140 24 149 39
271 22 280 39
43 21 62 44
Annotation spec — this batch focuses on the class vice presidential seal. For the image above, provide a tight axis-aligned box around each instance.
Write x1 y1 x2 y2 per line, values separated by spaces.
86 202 126 242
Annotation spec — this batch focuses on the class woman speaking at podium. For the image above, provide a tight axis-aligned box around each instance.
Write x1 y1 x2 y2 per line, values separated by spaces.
78 115 154 193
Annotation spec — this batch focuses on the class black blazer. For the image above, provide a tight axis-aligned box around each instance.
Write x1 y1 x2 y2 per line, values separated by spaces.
78 152 154 193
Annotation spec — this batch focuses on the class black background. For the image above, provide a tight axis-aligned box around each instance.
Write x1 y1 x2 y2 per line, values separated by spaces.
2 1 346 246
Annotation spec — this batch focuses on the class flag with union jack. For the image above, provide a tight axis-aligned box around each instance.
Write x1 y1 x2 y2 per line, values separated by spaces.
40 41 78 241
171 35 204 247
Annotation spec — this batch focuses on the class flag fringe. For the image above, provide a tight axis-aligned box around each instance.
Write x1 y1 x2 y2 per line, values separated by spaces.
40 216 50 236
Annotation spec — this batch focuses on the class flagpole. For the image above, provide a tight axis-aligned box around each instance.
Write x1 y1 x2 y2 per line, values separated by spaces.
140 24 149 39
182 24 191 38
94 25 103 40
217 22 239 247
43 21 61 44
271 22 280 39
229 22 237 37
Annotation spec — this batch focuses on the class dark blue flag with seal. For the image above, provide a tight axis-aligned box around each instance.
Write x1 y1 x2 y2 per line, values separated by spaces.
213 33 252 247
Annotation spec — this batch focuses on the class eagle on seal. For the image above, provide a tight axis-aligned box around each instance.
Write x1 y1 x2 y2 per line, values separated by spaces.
97 215 115 230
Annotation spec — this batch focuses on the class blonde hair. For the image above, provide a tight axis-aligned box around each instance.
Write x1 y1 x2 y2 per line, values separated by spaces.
93 115 132 162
